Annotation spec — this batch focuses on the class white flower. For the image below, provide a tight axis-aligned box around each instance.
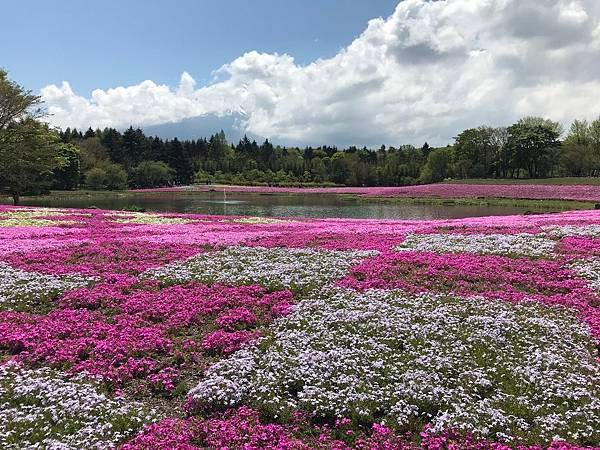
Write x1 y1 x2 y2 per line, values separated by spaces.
543 225 600 238
396 233 556 257
191 288 600 443
145 246 377 293
0 262 92 312
0 362 157 450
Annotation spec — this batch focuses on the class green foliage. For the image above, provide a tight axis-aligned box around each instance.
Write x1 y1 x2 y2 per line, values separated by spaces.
103 163 128 190
75 137 110 183
0 70 64 204
0 69 43 129
53 143 80 190
132 160 175 188
3 70 600 192
507 120 560 178
85 167 108 190
453 126 497 178
560 118 600 177
420 147 453 183
84 162 127 190
0 119 64 204
47 102 600 188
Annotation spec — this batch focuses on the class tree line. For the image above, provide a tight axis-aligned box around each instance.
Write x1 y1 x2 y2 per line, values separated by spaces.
2 70 600 205
59 115 600 190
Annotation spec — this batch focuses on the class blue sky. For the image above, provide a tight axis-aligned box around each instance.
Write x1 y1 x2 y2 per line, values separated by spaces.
3 0 398 94
4 0 599 146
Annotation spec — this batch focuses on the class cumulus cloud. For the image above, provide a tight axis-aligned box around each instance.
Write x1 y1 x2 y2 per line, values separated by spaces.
41 0 600 146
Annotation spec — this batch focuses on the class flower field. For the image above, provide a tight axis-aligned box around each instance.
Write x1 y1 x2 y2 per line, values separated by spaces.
0 205 599 449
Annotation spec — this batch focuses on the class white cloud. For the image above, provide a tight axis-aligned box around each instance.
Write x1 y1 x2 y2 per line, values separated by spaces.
41 0 600 146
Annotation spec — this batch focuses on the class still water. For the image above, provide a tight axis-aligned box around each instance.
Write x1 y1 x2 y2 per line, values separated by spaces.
7 191 568 220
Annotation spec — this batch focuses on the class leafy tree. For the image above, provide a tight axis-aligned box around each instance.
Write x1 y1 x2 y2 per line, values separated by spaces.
83 127 96 139
0 119 65 204
54 110 600 188
77 137 110 180
420 147 453 183
122 126 149 165
85 162 127 190
85 167 107 190
133 160 175 188
561 118 600 177
489 127 510 178
330 152 352 184
565 119 590 146
518 116 564 137
507 121 560 178
100 128 125 164
453 127 495 178
53 143 80 190
0 71 64 204
165 138 194 184
102 162 128 190
0 69 43 128
560 143 595 177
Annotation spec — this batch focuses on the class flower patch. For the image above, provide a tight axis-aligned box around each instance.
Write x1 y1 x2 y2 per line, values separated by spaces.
145 246 377 294
191 289 600 446
0 362 157 449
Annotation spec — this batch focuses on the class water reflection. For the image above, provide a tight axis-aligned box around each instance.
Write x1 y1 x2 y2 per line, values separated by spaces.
7 191 570 220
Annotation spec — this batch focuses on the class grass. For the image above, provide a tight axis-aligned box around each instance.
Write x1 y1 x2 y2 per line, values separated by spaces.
444 177 600 185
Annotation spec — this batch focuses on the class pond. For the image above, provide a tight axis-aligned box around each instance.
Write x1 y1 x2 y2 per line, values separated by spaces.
3 190 576 220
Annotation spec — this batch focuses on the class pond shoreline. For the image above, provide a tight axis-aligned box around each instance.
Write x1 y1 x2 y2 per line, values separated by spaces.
2 185 596 216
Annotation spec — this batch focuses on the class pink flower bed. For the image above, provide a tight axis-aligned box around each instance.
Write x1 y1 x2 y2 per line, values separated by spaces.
123 408 595 450
7 240 201 276
0 275 293 388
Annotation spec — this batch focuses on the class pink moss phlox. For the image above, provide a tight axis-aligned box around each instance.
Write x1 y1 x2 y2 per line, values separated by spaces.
121 418 200 450
1 280 294 385
202 329 262 354
0 308 171 383
122 408 311 450
216 307 258 329
249 231 406 252
122 410 596 450
557 236 600 257
7 240 201 277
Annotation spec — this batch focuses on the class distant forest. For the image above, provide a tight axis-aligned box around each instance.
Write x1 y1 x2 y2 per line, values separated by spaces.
57 115 600 190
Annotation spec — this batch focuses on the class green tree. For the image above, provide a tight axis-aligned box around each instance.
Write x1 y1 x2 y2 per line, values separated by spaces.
330 152 351 184
453 127 496 178
0 69 43 129
560 143 594 177
489 127 510 178
77 137 110 182
518 116 564 137
53 143 81 190
507 120 560 178
83 127 96 139
420 147 453 183
103 162 128 190
193 170 215 184
0 119 65 204
85 162 128 190
0 70 64 204
85 167 107 190
133 160 175 188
